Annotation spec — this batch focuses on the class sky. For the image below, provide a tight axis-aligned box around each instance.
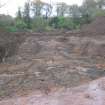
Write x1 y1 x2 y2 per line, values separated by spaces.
0 0 83 17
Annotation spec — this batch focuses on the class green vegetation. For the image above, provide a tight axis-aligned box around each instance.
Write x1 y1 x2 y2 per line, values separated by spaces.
0 0 105 32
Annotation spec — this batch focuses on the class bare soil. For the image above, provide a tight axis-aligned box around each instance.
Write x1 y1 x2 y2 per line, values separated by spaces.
0 16 105 101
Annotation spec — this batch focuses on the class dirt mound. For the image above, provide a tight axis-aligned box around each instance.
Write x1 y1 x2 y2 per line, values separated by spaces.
81 16 105 35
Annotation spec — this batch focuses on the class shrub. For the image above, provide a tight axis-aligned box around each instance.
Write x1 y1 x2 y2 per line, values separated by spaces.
49 17 79 29
32 17 48 31
95 9 105 17
15 19 27 29
5 26 18 32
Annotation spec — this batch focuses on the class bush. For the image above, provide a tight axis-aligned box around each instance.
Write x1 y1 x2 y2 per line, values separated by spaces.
49 17 59 28
15 19 27 29
32 17 49 32
95 9 105 17
5 26 18 32
0 15 14 27
49 17 79 30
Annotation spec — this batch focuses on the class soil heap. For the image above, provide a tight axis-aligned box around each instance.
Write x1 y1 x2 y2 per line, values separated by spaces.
81 16 105 35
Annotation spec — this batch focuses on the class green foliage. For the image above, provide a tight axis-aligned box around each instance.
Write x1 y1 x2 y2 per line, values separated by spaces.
0 15 17 32
32 0 44 17
56 2 68 16
16 7 22 19
81 0 105 19
32 17 49 31
23 1 31 29
96 0 105 9
49 17 58 28
0 15 14 27
45 26 54 31
95 9 105 17
49 17 80 29
15 19 27 29
5 26 18 32
57 17 74 29
1 0 105 32
68 5 81 18
80 14 92 25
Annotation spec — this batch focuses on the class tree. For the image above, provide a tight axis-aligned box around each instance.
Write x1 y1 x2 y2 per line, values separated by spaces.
16 7 22 19
80 0 97 18
32 0 44 17
0 15 13 26
43 3 52 19
56 2 68 17
68 5 81 18
23 0 31 28
83 0 96 8
15 7 27 30
96 0 105 9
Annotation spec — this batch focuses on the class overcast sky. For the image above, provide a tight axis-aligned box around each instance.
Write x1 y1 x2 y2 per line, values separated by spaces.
0 0 83 17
